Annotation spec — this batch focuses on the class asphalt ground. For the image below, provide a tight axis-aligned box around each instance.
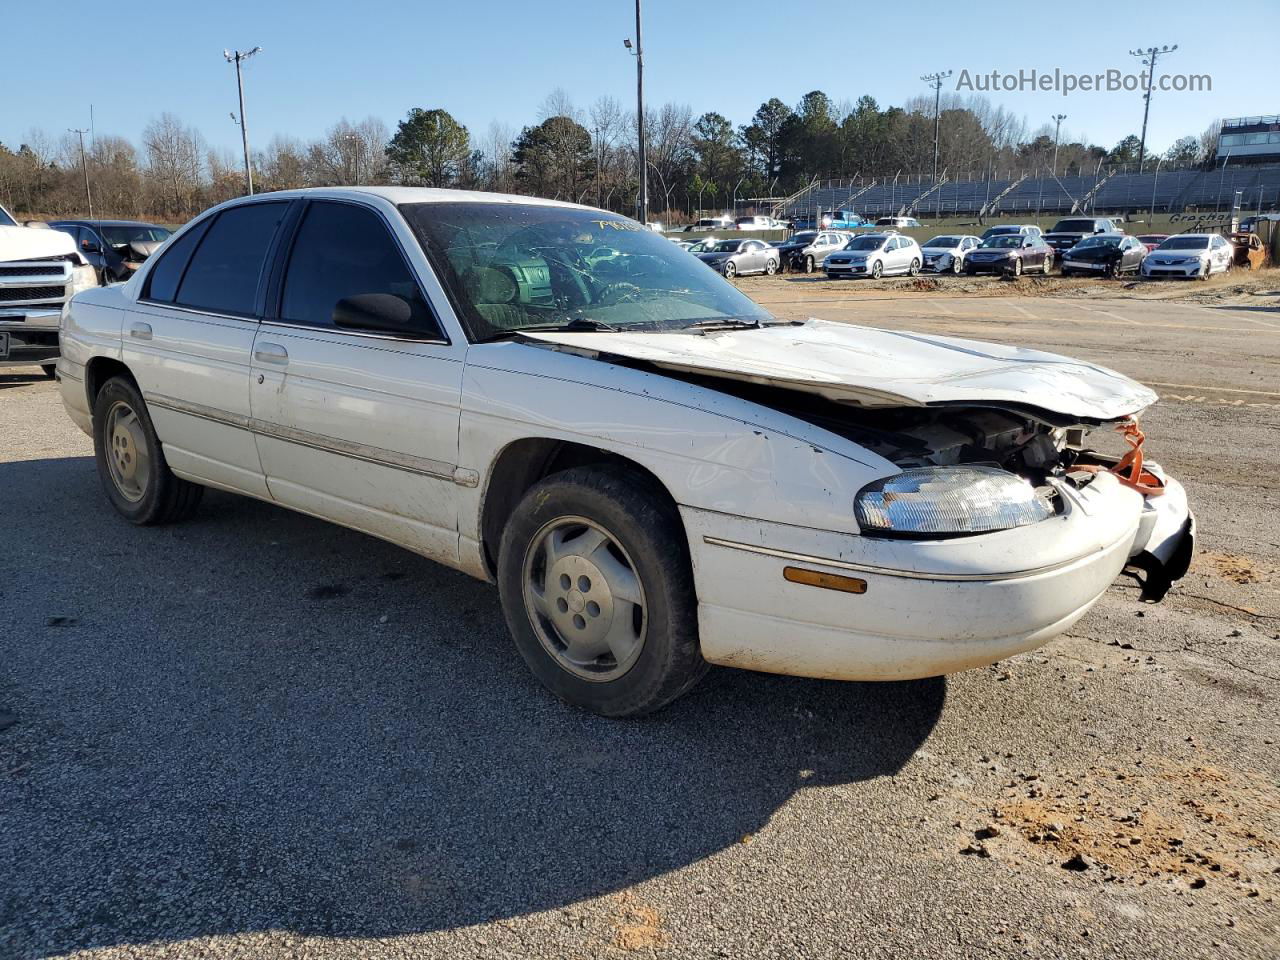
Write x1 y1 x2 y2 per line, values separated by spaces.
1 279 1277 959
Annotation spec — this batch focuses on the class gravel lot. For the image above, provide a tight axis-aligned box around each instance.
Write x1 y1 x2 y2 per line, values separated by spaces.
1 277 1278 959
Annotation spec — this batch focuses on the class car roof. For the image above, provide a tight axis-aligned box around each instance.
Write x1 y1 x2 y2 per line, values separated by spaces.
218 185 597 211
49 218 164 227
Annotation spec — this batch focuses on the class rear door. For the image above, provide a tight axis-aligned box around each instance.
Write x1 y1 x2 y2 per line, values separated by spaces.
248 197 465 562
127 200 292 497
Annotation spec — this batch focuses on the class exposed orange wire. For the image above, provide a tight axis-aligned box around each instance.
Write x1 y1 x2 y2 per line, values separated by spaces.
1075 418 1166 496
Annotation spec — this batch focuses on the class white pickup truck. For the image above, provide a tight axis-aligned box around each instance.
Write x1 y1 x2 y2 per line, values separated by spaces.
0 203 100 376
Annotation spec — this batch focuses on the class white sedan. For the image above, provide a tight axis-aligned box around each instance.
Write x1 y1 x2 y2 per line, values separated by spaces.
57 187 1194 716
920 234 981 274
1140 233 1233 279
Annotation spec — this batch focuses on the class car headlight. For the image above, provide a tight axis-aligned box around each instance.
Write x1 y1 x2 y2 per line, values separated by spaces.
854 466 1054 536
72 264 100 293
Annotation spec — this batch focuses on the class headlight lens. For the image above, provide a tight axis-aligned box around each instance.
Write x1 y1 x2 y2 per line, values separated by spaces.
72 264 100 293
854 466 1054 536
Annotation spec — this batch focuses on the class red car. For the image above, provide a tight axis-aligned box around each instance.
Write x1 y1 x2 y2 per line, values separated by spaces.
1137 234 1169 253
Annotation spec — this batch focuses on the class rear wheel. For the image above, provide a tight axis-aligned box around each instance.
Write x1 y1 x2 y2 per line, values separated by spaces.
1042 251 1053 274
92 376 203 525
764 257 778 276
723 260 737 279
908 258 921 277
497 466 706 717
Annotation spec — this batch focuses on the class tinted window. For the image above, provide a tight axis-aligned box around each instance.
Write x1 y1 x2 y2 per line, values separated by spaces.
281 201 436 335
175 202 287 315
145 218 213 303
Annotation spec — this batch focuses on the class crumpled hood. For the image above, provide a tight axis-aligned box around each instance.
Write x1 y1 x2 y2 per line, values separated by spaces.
521 318 1156 422
0 225 76 263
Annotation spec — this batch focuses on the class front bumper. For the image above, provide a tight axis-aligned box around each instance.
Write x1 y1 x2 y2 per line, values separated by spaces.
682 470 1193 681
965 257 1013 273
0 313 60 369
1062 259 1110 272
1142 260 1204 278
824 261 867 276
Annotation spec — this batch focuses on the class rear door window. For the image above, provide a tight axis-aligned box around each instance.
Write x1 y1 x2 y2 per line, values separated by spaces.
173 202 288 316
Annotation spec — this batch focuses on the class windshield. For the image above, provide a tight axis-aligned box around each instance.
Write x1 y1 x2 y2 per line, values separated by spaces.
0 205 16 228
400 202 773 340
845 235 886 251
982 236 1022 248
788 231 817 245
100 225 171 248
1158 236 1210 250
1052 220 1096 233
1077 236 1120 248
924 236 959 248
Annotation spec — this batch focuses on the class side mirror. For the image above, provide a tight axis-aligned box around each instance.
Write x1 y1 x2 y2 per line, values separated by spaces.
82 239 102 253
332 294 416 334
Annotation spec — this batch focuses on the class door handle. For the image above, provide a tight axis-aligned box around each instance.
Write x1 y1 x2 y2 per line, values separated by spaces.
254 342 289 365
128 321 152 341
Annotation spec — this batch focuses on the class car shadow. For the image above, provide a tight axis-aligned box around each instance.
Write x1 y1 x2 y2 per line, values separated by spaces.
0 456 945 955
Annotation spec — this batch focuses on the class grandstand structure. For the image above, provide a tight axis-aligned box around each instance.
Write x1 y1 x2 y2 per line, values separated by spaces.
772 163 1280 222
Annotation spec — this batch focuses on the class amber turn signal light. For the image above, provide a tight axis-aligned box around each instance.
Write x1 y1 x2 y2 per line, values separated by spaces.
783 566 867 594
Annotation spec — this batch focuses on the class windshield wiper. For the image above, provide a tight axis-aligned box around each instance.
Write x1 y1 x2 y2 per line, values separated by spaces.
483 317 620 341
681 317 763 331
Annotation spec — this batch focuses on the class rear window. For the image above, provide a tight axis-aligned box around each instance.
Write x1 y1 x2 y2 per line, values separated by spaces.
1052 220 1097 233
174 202 288 315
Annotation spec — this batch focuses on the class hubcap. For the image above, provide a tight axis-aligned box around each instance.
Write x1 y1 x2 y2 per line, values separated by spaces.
522 517 647 682
105 401 150 502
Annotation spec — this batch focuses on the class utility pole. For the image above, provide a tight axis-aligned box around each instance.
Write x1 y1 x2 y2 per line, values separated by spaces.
1050 114 1067 176
1128 44 1177 174
624 1 648 226
68 128 94 219
920 70 952 184
223 46 262 194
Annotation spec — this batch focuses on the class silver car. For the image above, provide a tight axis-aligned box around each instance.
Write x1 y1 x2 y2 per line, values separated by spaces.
695 238 780 278
787 231 855 273
824 233 923 279
920 234 981 274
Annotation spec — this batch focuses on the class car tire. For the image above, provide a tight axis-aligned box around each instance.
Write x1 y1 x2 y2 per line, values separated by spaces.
92 375 204 525
497 465 707 717
723 261 737 279
765 258 778 276
952 257 962 274
804 255 815 274
1010 258 1022 277
908 258 920 277
1042 252 1053 274
870 260 883 279
41 363 57 379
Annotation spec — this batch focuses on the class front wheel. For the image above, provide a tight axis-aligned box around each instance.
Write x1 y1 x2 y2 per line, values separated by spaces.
1009 258 1023 277
870 260 883 279
908 258 920 277
804 255 815 274
497 466 707 717
952 257 962 274
92 376 204 524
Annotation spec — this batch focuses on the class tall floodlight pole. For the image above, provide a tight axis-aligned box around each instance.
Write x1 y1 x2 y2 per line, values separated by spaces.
340 133 362 185
223 46 262 194
1050 114 1067 176
1127 44 1177 174
624 1 648 225
69 128 94 218
920 70 952 184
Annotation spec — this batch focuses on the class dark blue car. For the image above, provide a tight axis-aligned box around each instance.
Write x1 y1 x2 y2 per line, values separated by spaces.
47 219 171 283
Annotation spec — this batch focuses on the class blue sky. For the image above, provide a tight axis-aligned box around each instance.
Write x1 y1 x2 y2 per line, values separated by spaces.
6 1 1276 159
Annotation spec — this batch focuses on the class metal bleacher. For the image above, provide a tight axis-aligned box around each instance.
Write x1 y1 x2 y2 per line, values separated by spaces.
776 164 1280 221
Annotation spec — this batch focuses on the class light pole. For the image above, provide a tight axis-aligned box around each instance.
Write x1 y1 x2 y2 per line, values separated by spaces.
1050 114 1067 176
1127 44 1177 174
68 127 94 218
623 0 647 226
920 70 952 184
223 46 262 194
340 133 362 185
1150 155 1165 214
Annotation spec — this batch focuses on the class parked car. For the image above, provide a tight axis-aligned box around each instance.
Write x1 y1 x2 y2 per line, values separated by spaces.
1239 213 1280 233
1060 233 1146 278
920 235 981 274
1042 217 1117 260
1140 234 1233 280
826 209 871 229
56 187 1194 716
874 216 922 230
779 231 854 273
695 238 780 278
684 217 733 232
1228 231 1267 270
824 232 922 279
684 237 722 254
965 233 1054 276
1136 234 1169 253
980 224 1043 242
48 219 172 284
0 203 99 376
733 216 787 231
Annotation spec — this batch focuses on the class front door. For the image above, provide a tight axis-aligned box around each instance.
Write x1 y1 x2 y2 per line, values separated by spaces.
248 198 465 563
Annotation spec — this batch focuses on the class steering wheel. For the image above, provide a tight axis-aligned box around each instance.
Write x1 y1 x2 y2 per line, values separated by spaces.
596 282 643 306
